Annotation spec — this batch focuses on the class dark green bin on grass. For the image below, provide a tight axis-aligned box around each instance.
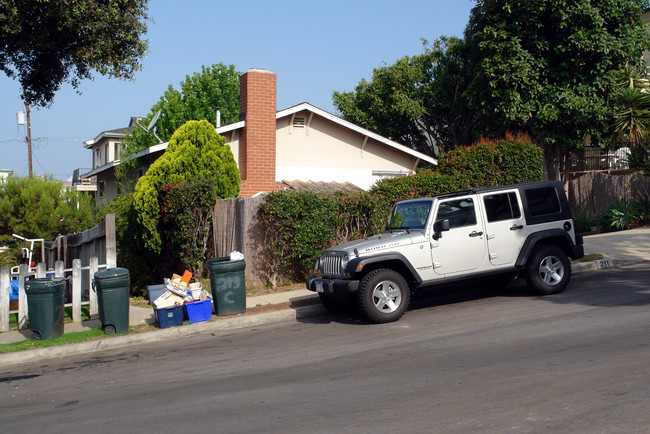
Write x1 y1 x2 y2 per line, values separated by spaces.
207 257 246 316
25 277 65 340
93 268 130 334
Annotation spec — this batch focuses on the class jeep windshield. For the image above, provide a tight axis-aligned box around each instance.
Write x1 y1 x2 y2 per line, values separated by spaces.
385 200 432 231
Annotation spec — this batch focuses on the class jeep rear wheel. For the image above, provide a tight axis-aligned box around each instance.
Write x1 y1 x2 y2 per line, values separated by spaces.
358 269 410 323
524 246 571 295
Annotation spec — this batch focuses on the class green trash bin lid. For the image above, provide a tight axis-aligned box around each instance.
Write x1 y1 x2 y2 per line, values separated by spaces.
25 277 65 294
207 257 245 274
94 267 130 279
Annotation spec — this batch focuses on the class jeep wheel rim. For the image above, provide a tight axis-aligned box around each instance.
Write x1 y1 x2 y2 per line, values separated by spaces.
538 255 564 286
372 280 402 313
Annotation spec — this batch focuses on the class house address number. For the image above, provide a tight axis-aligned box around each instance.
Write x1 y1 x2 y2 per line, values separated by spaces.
596 259 613 269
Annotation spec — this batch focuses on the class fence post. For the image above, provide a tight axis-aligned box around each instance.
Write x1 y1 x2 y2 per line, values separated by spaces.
37 262 46 278
18 264 28 329
72 259 82 322
106 213 117 269
89 257 98 318
54 261 64 278
0 266 9 332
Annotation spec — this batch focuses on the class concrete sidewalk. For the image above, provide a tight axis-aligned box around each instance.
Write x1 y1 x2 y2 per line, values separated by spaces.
0 288 320 345
1 228 649 366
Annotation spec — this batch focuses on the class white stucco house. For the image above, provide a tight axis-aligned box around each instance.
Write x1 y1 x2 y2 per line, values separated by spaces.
77 68 437 204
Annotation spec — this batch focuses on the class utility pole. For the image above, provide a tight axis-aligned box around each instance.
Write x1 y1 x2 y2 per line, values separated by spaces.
26 102 33 177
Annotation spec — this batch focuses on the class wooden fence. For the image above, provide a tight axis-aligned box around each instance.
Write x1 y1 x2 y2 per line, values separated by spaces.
567 171 650 215
1 214 117 333
213 196 266 284
0 259 108 332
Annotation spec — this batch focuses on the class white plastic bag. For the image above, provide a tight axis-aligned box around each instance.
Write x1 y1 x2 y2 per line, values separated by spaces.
229 250 244 261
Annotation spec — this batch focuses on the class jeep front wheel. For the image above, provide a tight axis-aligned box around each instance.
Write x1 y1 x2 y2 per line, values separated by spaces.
524 246 571 295
358 269 410 323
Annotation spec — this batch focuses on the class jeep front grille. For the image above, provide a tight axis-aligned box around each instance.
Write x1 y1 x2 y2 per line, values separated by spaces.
322 254 344 276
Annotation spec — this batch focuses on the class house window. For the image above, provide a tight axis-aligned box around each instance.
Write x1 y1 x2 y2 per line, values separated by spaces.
94 149 100 168
371 170 408 186
99 181 105 199
114 142 121 161
103 143 109 164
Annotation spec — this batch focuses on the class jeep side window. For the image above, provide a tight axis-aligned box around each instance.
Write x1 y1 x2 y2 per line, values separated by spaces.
525 187 561 216
436 198 477 228
484 192 521 222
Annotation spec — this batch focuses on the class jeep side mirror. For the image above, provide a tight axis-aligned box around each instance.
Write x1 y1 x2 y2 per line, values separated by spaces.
432 219 450 240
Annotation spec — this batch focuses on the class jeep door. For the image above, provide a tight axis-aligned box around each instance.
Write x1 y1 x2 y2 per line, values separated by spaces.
479 190 527 265
431 195 487 276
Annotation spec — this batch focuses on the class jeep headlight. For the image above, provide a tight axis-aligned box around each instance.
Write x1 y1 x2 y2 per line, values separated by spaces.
314 256 323 271
340 254 349 272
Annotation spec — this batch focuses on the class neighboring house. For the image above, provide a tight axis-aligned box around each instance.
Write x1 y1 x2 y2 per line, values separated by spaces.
0 169 13 182
78 68 437 204
74 117 142 201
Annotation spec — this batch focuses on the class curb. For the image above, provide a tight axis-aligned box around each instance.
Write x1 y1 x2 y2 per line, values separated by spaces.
0 304 326 368
572 259 644 273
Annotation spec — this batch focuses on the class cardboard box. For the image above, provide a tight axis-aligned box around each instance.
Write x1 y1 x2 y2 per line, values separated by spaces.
153 291 185 308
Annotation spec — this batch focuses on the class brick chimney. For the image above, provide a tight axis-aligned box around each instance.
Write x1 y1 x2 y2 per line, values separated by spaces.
238 68 282 197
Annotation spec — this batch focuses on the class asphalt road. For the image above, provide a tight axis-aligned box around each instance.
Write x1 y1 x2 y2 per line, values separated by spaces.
1 264 649 433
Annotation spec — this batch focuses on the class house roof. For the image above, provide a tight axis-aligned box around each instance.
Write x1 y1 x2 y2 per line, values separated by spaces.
282 179 364 193
81 142 167 178
81 103 437 178
83 117 142 148
217 102 438 166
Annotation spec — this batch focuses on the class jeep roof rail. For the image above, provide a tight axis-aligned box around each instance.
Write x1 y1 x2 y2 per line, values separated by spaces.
437 189 476 199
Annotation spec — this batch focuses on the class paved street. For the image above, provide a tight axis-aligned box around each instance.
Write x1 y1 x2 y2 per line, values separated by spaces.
1 263 649 433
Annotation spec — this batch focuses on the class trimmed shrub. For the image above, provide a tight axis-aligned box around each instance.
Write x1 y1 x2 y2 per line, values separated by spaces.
259 190 341 283
438 132 543 187
132 120 239 253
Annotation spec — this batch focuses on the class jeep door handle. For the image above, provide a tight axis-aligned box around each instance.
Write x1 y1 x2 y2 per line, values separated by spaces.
510 225 524 230
469 231 483 237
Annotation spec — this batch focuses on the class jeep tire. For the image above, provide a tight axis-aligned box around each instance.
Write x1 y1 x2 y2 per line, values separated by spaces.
524 245 571 295
358 269 410 323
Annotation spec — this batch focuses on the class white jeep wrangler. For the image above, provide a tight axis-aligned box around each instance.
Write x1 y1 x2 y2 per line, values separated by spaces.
306 181 584 323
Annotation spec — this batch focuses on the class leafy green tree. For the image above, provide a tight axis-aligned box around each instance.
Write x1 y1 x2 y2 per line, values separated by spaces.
465 0 650 181
610 68 650 151
333 37 476 157
0 175 96 239
0 0 150 107
119 63 241 180
132 120 240 253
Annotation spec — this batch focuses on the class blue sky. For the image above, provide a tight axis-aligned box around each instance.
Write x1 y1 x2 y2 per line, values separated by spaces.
0 0 474 180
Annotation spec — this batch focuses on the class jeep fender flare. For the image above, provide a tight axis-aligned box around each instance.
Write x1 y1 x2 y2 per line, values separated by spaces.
346 253 423 285
515 229 578 267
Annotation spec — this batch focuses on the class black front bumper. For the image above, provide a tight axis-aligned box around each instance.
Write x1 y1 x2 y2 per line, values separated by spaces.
306 276 359 295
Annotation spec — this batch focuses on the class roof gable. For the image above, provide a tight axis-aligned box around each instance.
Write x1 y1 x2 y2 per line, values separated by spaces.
216 102 437 166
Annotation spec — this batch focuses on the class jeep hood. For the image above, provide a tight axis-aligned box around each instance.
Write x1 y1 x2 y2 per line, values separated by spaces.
326 231 425 254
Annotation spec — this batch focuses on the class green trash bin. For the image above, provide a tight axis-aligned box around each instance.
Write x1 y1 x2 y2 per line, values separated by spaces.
93 268 130 334
25 277 65 340
207 257 246 316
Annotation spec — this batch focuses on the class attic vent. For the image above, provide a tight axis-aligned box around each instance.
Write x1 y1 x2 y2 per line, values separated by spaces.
292 117 305 127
